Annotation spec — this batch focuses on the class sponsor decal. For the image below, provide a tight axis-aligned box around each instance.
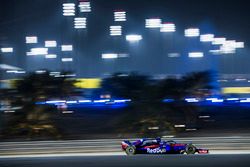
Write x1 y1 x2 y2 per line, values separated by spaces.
147 148 166 154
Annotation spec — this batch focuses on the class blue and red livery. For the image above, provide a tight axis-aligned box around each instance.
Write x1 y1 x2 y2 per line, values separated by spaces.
121 137 209 155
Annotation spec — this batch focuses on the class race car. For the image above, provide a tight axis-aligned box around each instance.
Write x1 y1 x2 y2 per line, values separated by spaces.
121 137 209 155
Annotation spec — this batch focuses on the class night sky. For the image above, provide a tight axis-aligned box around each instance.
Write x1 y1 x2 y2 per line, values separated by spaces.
0 0 249 77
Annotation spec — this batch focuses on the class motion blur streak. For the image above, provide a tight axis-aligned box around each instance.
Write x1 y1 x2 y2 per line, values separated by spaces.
1 136 250 157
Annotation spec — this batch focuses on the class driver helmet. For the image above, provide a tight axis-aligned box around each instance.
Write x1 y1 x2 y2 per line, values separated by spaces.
156 137 161 143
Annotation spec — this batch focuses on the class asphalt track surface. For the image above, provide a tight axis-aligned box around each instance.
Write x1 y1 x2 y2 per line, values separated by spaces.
1 154 250 167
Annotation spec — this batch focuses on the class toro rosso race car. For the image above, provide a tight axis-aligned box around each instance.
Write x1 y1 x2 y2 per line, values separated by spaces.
121 138 209 155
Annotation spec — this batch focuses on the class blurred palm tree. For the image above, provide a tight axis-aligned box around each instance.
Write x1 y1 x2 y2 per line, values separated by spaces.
102 71 215 136
101 72 149 101
158 71 214 100
4 71 77 139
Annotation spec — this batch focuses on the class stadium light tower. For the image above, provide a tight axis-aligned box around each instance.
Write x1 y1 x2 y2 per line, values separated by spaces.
78 1 91 13
126 35 143 42
110 26 122 36
185 28 200 37
63 3 75 16
74 17 87 29
145 18 162 28
160 23 176 32
114 10 126 22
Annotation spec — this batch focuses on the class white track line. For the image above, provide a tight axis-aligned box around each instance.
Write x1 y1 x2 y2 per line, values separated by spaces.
0 152 125 158
1 150 250 159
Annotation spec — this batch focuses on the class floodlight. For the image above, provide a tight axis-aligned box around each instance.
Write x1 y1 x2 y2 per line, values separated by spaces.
146 18 162 28
74 17 87 29
212 37 226 45
126 35 143 42
62 58 73 62
235 42 244 49
102 53 118 59
28 48 48 55
45 40 57 47
63 3 75 16
185 28 200 37
200 34 214 42
114 11 126 22
26 36 38 44
160 23 176 32
1 48 13 53
168 53 180 58
61 45 73 51
188 52 204 58
110 26 122 36
79 1 91 12
45 54 57 59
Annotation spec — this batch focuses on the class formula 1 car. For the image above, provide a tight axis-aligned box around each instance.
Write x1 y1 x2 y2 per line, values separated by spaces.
121 138 209 155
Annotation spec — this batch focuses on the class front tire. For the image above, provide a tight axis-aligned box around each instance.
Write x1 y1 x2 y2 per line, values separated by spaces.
125 146 136 155
185 144 196 154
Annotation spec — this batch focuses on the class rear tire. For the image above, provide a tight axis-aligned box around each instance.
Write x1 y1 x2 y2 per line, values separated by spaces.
125 146 136 155
185 144 196 154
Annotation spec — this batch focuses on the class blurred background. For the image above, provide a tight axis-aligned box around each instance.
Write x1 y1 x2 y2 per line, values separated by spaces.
0 0 250 141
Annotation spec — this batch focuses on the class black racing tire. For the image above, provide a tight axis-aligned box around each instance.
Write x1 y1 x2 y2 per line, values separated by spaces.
185 144 196 154
125 146 136 155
